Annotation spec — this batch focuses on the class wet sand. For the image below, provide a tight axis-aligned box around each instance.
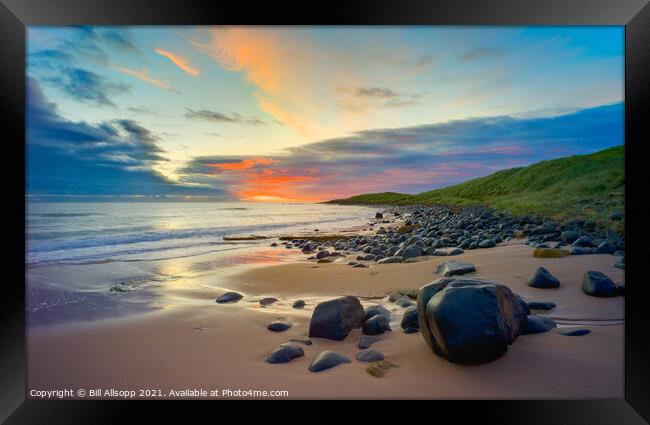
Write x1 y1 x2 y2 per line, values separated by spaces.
27 242 624 399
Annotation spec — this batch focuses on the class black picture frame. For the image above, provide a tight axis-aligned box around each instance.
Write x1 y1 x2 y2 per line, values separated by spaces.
1 0 648 422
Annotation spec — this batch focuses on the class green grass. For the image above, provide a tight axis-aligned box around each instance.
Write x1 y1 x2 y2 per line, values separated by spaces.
329 146 624 230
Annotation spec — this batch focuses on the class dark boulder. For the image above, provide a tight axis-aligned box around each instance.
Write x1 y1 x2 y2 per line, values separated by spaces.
259 297 278 306
527 301 557 310
560 230 580 244
417 278 528 364
308 296 365 340
358 335 382 349
292 299 306 309
364 305 391 321
268 319 293 332
593 241 617 255
435 260 476 277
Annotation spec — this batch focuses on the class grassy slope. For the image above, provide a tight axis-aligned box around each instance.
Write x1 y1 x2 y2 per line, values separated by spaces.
330 146 624 227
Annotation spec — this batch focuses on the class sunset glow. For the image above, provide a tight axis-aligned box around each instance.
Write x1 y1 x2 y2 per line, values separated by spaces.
27 26 624 202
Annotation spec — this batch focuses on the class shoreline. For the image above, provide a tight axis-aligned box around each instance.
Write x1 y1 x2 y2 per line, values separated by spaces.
27 204 625 398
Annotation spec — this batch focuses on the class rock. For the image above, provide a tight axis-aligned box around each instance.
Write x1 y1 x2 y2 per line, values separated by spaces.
528 267 560 289
292 299 306 309
358 335 382 349
572 235 593 247
375 212 384 219
315 250 330 259
270 242 278 247
395 296 414 308
308 296 365 341
581 271 617 297
478 239 496 248
401 245 423 259
364 305 391 321
403 327 419 334
435 260 476 277
353 263 368 268
560 230 580 243
266 343 305 364
527 301 557 310
523 315 556 334
570 247 590 255
616 283 625 296
268 319 293 332
308 351 351 372
400 306 419 330
593 241 617 254
609 212 624 221
363 315 390 335
216 292 244 303
288 338 312 346
558 328 591 336
377 256 402 264
533 248 570 258
317 258 333 264
388 291 402 302
259 297 278 306
356 349 385 362
366 360 399 378
417 278 528 364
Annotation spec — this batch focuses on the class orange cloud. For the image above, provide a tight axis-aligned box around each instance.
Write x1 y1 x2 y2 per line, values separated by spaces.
112 65 178 93
154 48 200 76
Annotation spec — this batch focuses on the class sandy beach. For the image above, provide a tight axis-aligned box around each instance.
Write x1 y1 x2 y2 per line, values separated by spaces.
27 241 624 399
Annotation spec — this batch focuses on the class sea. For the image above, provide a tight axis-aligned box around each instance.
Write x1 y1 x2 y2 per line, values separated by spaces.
26 201 375 267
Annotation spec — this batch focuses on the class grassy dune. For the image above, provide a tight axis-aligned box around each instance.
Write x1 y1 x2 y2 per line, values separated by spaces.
329 146 624 229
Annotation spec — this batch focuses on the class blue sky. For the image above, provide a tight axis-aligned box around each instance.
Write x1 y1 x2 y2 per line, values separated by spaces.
26 26 624 201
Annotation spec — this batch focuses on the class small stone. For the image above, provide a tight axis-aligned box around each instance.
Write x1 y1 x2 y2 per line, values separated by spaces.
395 296 414 308
400 306 420 330
292 299 306 309
527 301 557 310
363 315 390 335
356 349 385 363
259 297 279 306
216 292 243 303
358 335 382 349
435 260 476 277
308 351 351 372
528 267 560 289
266 343 304 364
523 315 557 334
558 328 591 336
366 360 399 378
268 319 292 332
581 271 617 297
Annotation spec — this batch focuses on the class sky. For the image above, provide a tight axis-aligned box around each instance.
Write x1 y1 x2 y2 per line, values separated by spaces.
26 26 624 202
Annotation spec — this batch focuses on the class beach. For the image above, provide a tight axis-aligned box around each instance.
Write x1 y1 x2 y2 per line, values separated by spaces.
27 205 625 399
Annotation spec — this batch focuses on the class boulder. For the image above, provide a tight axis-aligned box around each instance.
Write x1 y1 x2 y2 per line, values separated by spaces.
593 241 617 255
266 343 305 364
417 278 528 364
560 230 580 243
216 292 243 303
308 351 351 372
356 349 385 363
435 260 476 277
315 250 330 259
395 296 414 308
581 271 617 297
400 306 419 330
528 267 560 289
259 297 278 306
308 296 365 340
478 239 496 248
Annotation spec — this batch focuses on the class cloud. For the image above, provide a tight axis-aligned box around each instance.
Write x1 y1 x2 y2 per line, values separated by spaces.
353 86 400 98
185 108 266 125
460 47 503 62
26 78 220 197
112 65 179 93
154 48 200 76
336 86 422 112
178 102 624 201
45 68 130 107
